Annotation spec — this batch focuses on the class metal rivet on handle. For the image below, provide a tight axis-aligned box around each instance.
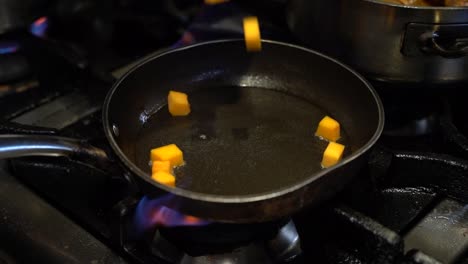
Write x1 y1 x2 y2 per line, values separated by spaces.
112 124 119 137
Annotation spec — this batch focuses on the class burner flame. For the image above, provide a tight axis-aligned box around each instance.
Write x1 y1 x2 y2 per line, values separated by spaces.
0 42 19 54
30 16 49 38
151 206 209 227
0 41 20 55
134 196 210 234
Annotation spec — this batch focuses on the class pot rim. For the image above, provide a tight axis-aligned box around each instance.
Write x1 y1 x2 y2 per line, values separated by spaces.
364 0 468 10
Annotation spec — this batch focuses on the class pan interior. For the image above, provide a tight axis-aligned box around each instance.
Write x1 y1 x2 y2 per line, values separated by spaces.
134 86 349 196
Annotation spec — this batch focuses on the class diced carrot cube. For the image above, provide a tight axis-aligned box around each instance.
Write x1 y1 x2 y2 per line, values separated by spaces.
243 16 262 52
152 160 172 174
152 171 176 187
150 144 184 166
321 142 345 168
315 116 341 142
168 90 190 116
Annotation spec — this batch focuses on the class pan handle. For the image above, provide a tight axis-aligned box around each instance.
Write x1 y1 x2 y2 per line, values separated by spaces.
420 31 468 58
0 135 112 169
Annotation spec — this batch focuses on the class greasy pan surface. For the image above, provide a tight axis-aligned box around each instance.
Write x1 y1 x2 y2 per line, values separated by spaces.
104 40 384 222
135 86 350 195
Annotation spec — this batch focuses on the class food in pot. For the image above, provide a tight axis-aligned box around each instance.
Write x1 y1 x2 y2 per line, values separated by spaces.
150 144 184 166
243 16 262 52
315 116 341 142
168 90 191 116
152 171 176 187
444 0 468 6
395 0 439 5
384 0 468 6
204 0 229 4
321 142 345 168
152 160 172 174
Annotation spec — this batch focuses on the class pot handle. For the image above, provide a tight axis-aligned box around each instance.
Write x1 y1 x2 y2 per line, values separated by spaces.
420 31 468 58
402 23 468 58
0 135 112 169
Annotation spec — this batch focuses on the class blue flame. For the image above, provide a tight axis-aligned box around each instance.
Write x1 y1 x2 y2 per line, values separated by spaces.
30 16 49 38
0 42 19 54
133 195 210 236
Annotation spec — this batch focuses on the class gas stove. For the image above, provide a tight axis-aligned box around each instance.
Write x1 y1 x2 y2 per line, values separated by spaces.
0 1 467 264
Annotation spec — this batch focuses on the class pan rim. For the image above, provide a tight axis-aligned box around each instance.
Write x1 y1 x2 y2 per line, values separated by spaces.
103 39 385 204
363 0 468 9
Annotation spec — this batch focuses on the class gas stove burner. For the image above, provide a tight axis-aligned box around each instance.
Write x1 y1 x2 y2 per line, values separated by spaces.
0 53 30 84
376 85 442 138
151 220 301 264
383 114 438 137
135 197 301 263
440 89 468 159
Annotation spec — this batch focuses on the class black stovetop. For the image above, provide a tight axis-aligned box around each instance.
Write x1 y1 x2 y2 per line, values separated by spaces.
0 1 467 264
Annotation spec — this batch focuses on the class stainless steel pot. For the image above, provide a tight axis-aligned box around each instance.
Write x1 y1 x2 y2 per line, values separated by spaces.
287 0 468 84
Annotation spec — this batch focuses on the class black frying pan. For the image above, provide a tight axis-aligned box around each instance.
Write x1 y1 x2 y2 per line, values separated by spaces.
0 40 384 223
